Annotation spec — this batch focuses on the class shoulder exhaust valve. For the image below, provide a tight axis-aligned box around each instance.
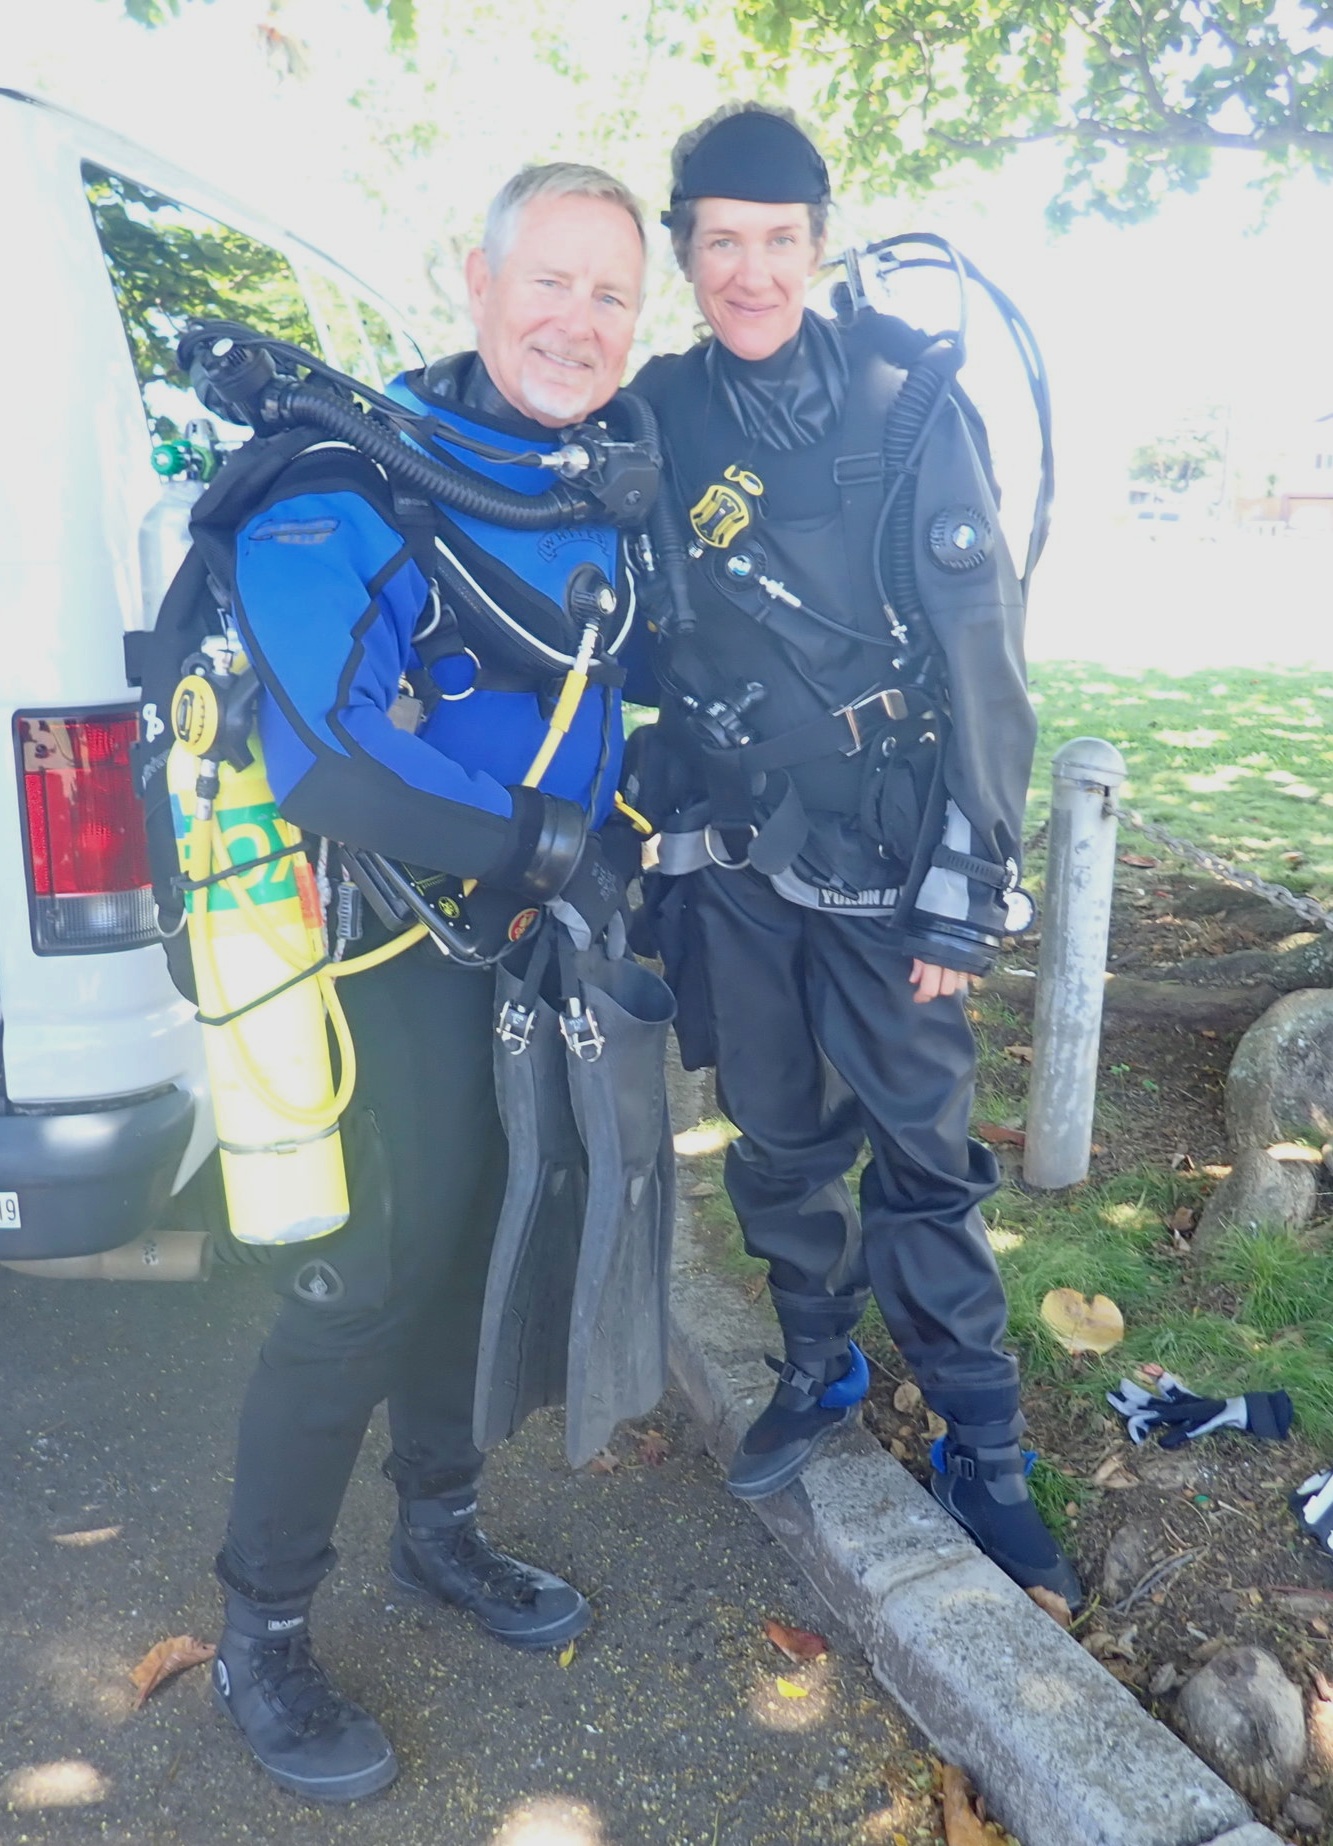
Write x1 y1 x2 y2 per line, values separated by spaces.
927 506 993 572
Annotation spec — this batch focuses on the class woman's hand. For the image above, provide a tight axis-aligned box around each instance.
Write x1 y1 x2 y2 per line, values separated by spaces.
909 959 970 1004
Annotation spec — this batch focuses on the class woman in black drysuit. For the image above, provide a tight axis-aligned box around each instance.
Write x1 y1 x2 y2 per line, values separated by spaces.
630 104 1080 1605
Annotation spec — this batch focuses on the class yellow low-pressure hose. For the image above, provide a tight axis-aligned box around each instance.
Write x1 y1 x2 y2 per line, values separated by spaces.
462 615 601 897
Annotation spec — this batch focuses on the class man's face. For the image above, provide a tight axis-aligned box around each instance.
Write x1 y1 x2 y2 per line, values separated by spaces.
466 192 644 427
687 197 822 363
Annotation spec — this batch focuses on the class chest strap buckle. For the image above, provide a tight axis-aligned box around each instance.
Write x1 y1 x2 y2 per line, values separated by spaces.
836 687 909 753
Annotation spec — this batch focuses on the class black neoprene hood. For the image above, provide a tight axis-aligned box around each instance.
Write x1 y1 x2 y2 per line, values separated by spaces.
665 111 831 218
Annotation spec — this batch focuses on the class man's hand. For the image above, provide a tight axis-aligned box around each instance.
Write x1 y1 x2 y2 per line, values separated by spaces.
909 959 970 1004
548 835 625 950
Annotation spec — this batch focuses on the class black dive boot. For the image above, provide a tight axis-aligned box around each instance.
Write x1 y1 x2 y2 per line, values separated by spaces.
727 1293 870 1502
930 1414 1083 1608
213 1589 397 1803
388 1488 591 1652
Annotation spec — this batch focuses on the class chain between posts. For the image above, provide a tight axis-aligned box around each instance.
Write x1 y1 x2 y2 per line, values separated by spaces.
1107 799 1333 933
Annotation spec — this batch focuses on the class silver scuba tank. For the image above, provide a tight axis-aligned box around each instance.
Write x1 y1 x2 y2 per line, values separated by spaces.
136 419 219 629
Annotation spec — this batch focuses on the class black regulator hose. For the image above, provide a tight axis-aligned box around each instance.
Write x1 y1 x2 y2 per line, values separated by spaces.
613 388 698 636
875 354 957 637
267 383 597 531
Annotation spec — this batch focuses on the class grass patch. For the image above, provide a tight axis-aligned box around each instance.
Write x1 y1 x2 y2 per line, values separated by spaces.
1026 661 1333 898
1028 1458 1088 1543
992 1189 1333 1451
682 1132 1333 1453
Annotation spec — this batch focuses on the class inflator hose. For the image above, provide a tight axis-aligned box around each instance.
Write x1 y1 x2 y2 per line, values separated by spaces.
269 383 599 531
879 361 950 630
614 389 698 636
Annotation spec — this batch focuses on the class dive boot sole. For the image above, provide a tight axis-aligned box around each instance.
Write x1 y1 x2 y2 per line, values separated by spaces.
212 1687 398 1803
725 1403 856 1503
929 1474 1084 1610
388 1553 592 1653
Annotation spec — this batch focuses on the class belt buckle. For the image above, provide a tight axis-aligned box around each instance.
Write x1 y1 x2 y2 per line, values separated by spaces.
835 688 908 755
560 1000 605 1062
496 999 537 1054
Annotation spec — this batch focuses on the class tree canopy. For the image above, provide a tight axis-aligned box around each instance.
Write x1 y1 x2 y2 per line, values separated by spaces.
114 0 1333 223
734 1 1333 224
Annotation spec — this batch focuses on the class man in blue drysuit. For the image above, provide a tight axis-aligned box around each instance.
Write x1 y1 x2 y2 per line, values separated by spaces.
208 163 649 1802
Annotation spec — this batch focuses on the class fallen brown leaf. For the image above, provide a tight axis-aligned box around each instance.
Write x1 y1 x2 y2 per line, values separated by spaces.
975 1122 1025 1148
1310 1675 1333 1772
1119 853 1158 868
1026 1585 1072 1628
1002 1044 1034 1064
1091 1453 1138 1490
1167 1207 1197 1234
636 1430 669 1467
129 1635 215 1708
763 1617 828 1662
586 1449 619 1475
1083 1628 1135 1661
1040 1288 1125 1355
893 1380 923 1413
1268 1141 1326 1164
940 1763 999 1845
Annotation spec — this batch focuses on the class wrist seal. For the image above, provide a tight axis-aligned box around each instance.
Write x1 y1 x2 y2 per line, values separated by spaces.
488 786 587 899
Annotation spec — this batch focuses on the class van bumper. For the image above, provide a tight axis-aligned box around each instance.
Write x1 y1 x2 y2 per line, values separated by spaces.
0 1087 194 1260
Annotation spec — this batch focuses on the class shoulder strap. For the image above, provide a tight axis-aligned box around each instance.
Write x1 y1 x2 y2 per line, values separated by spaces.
832 317 908 632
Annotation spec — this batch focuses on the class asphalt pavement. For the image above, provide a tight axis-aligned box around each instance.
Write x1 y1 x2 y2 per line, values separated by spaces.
0 1261 934 1846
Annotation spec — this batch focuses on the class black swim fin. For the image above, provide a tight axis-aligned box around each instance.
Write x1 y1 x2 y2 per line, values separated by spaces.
562 944 676 1469
472 934 587 1453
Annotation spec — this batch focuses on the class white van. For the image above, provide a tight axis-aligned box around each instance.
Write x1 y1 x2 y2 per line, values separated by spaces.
0 88 421 1275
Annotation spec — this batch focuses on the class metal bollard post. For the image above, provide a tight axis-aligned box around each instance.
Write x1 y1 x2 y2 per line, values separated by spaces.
1023 737 1128 1190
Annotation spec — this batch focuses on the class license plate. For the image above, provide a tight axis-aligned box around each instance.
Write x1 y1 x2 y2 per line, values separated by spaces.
0 1192 20 1229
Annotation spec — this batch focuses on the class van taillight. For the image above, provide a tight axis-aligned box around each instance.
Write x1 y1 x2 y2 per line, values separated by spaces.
17 710 157 953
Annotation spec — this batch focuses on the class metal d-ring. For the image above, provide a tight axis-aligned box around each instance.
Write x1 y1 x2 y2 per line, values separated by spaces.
436 648 481 701
703 823 756 871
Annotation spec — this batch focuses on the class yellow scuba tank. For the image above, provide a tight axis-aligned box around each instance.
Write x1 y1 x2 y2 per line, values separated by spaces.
168 642 350 1245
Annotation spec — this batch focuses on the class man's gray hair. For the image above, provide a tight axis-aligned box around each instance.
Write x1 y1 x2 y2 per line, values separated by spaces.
664 101 830 272
482 163 646 270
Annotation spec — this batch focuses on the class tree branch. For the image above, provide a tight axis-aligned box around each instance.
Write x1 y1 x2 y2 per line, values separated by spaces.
929 118 1333 157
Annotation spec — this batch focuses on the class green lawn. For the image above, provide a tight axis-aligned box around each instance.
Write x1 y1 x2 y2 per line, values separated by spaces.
1026 661 1333 901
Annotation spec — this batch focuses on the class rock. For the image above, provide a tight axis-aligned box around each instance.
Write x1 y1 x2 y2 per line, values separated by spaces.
1132 1444 1206 1490
1193 1146 1319 1247
1225 989 1333 1150
1282 1793 1325 1834
1101 1519 1159 1603
1149 1661 1181 1697
1175 1645 1307 1811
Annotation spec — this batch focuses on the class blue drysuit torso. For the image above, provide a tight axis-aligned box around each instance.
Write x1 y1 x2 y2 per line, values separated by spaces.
229 354 630 883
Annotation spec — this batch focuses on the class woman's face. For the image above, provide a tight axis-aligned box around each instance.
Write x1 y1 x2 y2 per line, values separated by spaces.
687 197 823 363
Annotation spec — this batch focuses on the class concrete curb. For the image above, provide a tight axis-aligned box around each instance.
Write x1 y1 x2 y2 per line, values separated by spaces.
665 1069 1286 1846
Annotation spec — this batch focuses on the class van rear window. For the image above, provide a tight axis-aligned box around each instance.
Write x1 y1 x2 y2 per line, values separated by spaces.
82 163 321 441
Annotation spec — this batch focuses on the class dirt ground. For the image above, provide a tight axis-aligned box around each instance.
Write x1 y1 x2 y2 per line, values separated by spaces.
864 868 1333 1841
